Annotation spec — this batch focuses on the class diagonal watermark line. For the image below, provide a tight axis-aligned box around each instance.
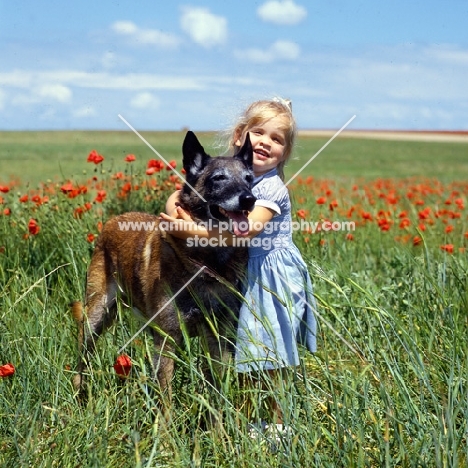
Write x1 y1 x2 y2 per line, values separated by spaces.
118 266 206 354
284 114 357 187
117 114 207 202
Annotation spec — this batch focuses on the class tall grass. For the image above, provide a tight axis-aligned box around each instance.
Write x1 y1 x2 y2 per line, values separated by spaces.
1 135 467 467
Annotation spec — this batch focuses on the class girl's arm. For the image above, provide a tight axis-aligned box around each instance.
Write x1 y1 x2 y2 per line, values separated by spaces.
159 204 275 244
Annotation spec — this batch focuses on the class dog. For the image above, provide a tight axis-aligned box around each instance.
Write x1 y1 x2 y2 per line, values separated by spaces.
72 131 256 403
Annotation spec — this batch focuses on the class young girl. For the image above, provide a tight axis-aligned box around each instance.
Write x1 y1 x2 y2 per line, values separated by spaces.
162 98 317 434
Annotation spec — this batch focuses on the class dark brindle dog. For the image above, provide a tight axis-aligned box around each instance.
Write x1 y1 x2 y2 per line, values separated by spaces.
72 131 256 401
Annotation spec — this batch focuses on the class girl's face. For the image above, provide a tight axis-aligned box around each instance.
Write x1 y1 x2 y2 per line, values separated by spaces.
235 115 288 177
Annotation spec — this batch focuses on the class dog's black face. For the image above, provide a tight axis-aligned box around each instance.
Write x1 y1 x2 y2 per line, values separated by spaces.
180 131 256 236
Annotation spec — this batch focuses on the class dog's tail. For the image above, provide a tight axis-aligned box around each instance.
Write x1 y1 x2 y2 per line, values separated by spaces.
70 300 84 346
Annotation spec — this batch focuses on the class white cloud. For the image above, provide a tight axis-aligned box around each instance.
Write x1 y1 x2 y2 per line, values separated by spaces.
37 84 72 103
423 44 468 66
0 70 204 91
11 84 72 107
257 0 307 25
72 106 97 118
180 7 227 48
130 92 160 110
111 20 180 48
235 40 300 63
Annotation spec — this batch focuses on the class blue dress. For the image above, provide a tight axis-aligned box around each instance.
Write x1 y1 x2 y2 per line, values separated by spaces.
235 168 317 373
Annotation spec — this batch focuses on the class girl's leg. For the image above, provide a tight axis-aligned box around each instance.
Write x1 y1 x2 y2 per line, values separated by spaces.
239 367 287 424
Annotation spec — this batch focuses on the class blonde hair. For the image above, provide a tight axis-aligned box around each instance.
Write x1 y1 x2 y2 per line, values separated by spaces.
227 98 296 181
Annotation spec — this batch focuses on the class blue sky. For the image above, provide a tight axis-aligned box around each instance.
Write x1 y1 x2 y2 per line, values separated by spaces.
1 0 467 131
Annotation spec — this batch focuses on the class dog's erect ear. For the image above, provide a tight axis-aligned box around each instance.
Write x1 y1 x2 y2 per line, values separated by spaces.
183 131 211 179
233 133 253 170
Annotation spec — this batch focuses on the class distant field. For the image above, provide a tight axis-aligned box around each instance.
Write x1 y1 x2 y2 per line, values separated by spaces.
1 130 467 187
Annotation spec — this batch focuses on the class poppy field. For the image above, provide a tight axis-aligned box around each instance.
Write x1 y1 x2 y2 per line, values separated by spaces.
0 131 467 467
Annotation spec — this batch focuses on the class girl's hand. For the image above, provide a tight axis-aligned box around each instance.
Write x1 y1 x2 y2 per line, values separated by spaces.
159 207 201 238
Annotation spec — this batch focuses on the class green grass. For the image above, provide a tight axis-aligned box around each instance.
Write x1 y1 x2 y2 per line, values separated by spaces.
0 132 467 467
1 131 467 187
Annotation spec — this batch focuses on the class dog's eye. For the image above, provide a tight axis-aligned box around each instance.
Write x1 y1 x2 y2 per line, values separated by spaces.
212 174 227 182
245 174 254 184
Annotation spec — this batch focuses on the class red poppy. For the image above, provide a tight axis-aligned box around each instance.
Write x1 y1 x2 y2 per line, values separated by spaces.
147 159 165 171
166 160 177 170
418 207 431 220
124 154 136 162
440 244 454 254
399 218 411 229
346 233 354 241
114 354 132 378
19 194 29 203
28 219 40 235
413 236 423 246
329 200 338 211
87 150 104 165
296 209 307 219
455 198 465 209
3 208 11 216
316 197 326 205
0 185 9 193
0 363 15 377
61 182 74 193
73 207 84 219
87 233 95 243
445 225 454 234
94 190 107 203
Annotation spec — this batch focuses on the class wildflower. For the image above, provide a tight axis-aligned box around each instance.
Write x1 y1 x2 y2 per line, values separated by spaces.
28 219 40 235
60 182 74 193
19 194 29 203
114 354 132 378
94 190 107 203
455 198 465 209
399 218 411 229
87 150 104 164
0 363 15 378
346 233 354 241
418 207 431 220
3 208 11 216
445 225 454 234
329 200 338 211
316 197 326 205
413 236 423 246
440 244 454 254
0 185 9 193
147 159 165 172
124 154 136 162
166 160 177 170
296 209 307 219
87 233 95 243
